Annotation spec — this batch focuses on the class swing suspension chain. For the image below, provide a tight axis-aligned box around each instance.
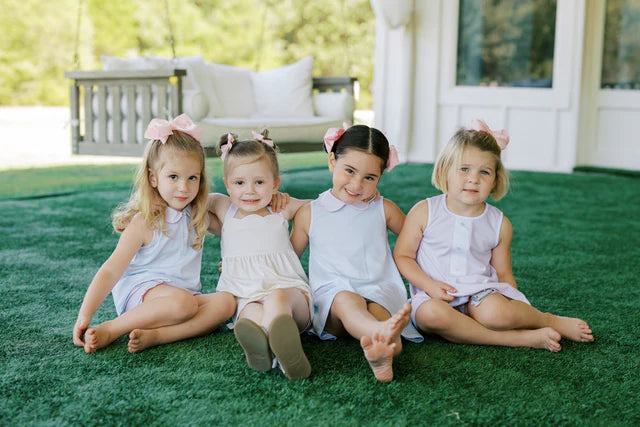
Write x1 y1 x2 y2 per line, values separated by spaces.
72 0 83 69
164 0 177 60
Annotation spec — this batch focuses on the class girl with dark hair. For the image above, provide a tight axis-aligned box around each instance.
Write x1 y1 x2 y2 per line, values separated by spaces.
291 124 422 383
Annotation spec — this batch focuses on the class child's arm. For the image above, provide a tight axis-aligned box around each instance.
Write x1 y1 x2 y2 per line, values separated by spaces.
393 200 457 301
280 197 311 221
207 192 231 223
383 198 405 235
490 216 518 288
290 203 311 258
208 212 222 235
73 214 152 347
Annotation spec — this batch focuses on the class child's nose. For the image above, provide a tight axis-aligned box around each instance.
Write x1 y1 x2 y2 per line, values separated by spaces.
353 177 364 190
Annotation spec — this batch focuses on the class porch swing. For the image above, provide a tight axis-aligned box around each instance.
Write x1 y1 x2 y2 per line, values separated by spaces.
64 0 358 157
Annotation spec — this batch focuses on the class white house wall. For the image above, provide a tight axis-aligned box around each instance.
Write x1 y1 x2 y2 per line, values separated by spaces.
372 0 634 173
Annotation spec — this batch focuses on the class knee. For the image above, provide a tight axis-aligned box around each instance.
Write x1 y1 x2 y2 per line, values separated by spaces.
416 301 454 331
471 307 515 330
170 292 199 322
264 288 289 304
219 292 237 318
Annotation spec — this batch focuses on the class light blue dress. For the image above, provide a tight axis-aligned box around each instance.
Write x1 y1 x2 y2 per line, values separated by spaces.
308 190 423 342
111 206 203 315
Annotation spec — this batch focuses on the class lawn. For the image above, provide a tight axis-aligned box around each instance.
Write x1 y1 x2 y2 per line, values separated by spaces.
1 155 639 425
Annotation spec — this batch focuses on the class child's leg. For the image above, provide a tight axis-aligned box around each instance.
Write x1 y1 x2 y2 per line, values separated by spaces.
261 288 310 331
84 284 200 353
127 292 236 353
468 293 594 342
236 288 310 331
327 291 411 382
416 299 562 352
234 288 311 378
262 288 311 380
327 292 409 345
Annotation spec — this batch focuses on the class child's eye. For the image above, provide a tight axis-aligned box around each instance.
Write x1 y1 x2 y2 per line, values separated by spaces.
235 180 244 185
481 170 491 176
256 180 264 185
189 175 199 181
365 176 376 182
460 167 468 172
345 168 355 175
169 174 178 180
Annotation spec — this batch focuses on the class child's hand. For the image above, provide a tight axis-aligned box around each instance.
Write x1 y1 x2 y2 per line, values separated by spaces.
270 192 290 212
427 281 457 302
73 315 90 347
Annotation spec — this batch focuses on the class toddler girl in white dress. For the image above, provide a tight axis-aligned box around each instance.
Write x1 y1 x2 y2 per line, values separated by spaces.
208 130 312 380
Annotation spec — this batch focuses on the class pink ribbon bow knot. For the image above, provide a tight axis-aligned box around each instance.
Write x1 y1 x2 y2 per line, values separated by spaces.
220 133 235 160
470 119 510 150
251 131 275 148
323 122 351 153
386 145 400 172
144 113 203 144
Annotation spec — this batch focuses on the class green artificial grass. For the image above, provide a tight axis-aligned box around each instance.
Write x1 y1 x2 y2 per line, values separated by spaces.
1 160 639 425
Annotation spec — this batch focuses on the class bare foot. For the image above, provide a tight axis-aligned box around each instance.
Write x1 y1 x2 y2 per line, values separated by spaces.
380 303 411 349
128 329 160 353
548 315 594 343
528 327 562 352
361 332 396 383
83 324 118 353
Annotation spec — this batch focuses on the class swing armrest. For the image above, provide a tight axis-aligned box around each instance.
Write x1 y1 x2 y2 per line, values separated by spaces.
183 90 209 121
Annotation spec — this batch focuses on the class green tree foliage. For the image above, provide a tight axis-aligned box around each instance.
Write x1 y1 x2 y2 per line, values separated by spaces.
1 0 374 107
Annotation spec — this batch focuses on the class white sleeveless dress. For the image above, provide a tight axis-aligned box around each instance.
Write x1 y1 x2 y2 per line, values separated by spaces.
111 206 203 316
216 204 312 327
308 190 423 342
410 194 530 321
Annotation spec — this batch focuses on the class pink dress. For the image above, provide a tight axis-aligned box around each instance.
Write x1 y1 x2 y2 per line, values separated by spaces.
410 194 529 321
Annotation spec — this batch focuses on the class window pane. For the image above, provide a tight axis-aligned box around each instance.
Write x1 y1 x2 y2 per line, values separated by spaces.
601 0 640 90
456 0 557 88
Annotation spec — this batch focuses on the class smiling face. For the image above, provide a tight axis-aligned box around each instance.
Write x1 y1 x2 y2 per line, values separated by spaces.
224 157 281 216
149 149 202 211
445 145 497 216
329 149 382 205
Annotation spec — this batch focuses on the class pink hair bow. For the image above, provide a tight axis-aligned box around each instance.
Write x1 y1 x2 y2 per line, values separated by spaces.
144 113 203 144
251 131 275 148
220 133 235 160
323 122 351 153
386 145 400 172
470 119 509 150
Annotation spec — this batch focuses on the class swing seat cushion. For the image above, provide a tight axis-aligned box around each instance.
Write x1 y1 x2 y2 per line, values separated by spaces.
98 55 355 149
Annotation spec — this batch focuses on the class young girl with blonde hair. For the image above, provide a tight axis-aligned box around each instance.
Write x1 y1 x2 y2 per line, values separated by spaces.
394 119 594 351
73 114 235 353
208 130 312 380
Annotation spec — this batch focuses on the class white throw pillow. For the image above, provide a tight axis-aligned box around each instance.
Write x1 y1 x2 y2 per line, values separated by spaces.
206 63 256 118
146 55 205 91
251 56 315 118
312 91 354 120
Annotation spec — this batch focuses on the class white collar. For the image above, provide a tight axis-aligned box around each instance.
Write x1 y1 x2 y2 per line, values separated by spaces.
317 189 377 212
166 205 191 223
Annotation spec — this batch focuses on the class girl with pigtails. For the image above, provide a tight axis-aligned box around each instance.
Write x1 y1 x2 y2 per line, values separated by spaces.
208 130 313 380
